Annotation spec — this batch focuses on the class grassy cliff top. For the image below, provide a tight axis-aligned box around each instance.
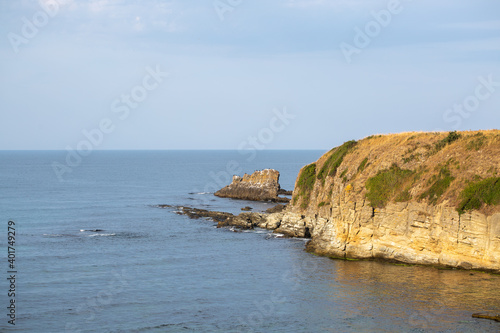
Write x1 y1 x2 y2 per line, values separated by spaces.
292 130 500 216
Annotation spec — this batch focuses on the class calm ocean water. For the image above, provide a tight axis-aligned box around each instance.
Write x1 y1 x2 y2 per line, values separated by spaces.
0 150 499 333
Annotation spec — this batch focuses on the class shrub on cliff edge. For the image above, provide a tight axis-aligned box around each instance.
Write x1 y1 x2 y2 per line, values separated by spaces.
433 131 461 153
419 166 455 204
457 177 500 214
296 163 317 209
366 164 415 208
317 140 357 183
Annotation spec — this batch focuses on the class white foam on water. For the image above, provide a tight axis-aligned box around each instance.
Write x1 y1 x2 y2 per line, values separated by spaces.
88 233 116 237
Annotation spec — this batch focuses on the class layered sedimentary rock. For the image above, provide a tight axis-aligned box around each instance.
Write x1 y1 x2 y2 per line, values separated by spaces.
265 202 500 272
215 169 289 202
279 130 500 272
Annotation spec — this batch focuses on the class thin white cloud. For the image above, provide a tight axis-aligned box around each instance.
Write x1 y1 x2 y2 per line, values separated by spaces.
87 0 122 13
37 0 77 10
40 0 181 34
285 0 386 9
440 20 500 31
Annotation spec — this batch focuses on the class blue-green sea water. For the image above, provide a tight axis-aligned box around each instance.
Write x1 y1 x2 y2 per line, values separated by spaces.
0 150 499 332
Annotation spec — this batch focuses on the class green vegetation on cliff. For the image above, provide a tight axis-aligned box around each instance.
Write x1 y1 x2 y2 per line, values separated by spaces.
433 131 461 153
317 140 357 183
295 163 317 209
457 177 500 214
419 166 455 205
291 130 500 216
357 157 369 173
366 164 415 208
466 132 486 151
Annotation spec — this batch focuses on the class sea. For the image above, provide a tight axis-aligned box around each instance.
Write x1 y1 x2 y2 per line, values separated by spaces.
0 150 499 333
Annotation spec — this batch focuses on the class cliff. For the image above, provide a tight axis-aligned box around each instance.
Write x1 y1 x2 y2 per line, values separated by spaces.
215 169 289 202
275 130 500 272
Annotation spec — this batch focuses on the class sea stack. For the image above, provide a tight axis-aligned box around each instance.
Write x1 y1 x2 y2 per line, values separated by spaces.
215 169 289 202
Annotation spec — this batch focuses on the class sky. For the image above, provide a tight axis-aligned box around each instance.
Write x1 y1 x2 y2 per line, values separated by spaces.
0 0 499 150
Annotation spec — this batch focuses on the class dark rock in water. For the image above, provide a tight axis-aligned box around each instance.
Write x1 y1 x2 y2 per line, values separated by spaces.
472 312 500 322
214 169 290 202
266 204 287 214
156 204 173 209
241 206 253 211
278 189 293 196
219 212 266 229
174 206 234 223
170 205 269 230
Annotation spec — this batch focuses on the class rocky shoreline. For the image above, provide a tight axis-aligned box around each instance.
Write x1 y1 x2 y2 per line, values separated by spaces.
157 202 500 274
157 203 313 239
156 204 284 232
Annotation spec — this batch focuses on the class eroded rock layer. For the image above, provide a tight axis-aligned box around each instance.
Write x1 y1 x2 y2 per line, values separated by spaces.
286 130 500 272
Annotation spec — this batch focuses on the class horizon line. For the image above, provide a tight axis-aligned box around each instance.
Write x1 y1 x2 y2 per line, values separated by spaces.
0 148 329 152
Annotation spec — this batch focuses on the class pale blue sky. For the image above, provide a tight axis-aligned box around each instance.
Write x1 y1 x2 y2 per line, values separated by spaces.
1 0 499 150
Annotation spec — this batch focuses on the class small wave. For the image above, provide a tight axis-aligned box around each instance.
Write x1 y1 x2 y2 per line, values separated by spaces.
80 229 105 232
189 192 213 195
228 226 242 233
88 233 116 237
266 233 285 239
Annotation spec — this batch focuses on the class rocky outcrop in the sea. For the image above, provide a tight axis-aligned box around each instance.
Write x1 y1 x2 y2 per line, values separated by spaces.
215 169 290 202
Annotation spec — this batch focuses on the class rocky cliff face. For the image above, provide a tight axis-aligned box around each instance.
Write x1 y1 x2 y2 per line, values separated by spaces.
215 169 288 202
278 130 500 272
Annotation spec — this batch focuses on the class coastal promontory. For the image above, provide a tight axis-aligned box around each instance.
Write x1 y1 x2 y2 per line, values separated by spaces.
276 130 500 272
168 130 500 273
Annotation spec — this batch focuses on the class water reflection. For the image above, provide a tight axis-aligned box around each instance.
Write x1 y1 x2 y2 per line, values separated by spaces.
294 257 500 332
